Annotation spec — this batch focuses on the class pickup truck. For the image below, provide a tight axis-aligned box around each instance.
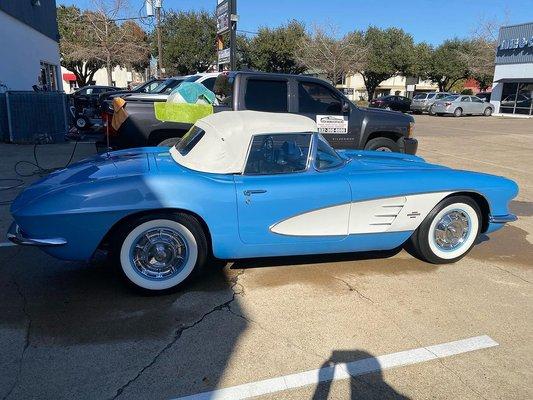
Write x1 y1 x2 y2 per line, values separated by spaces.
109 71 417 154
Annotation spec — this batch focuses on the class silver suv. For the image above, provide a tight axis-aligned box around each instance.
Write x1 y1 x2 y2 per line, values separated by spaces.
410 92 451 115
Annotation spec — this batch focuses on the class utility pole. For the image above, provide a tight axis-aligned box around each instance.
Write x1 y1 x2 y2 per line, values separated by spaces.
216 0 237 71
155 1 163 78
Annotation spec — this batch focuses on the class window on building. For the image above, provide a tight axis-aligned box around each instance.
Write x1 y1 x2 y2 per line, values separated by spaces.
244 133 311 175
500 82 533 115
39 61 59 91
244 79 288 112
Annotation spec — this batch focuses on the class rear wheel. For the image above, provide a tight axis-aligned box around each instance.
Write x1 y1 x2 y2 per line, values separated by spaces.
115 213 208 292
364 137 401 153
483 107 492 117
408 196 481 264
453 107 463 117
75 116 90 130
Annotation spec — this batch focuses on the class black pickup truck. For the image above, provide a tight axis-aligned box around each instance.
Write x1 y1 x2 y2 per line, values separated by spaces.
110 71 417 154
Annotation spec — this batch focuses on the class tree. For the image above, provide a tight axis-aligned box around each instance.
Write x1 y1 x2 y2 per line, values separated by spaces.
58 1 150 86
357 27 416 100
297 24 367 85
248 20 307 74
159 11 217 75
461 19 500 91
84 0 150 85
57 5 104 87
426 39 470 92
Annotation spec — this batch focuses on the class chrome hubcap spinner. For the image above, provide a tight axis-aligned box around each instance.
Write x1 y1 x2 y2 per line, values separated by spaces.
434 210 471 251
131 228 188 280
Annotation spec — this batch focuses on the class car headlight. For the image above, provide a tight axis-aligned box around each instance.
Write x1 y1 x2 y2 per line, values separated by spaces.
407 121 415 137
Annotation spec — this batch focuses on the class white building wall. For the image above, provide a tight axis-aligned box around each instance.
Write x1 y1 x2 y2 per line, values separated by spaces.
0 10 62 91
61 65 139 94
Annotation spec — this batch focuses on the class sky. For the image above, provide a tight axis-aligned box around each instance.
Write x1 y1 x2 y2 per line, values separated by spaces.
57 0 533 45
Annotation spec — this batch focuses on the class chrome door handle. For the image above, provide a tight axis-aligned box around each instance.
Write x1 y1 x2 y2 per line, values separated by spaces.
243 189 267 196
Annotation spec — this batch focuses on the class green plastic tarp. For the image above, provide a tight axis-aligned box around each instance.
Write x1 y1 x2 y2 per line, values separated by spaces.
153 102 213 123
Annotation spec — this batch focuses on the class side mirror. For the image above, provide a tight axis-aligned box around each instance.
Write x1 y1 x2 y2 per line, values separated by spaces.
342 100 351 114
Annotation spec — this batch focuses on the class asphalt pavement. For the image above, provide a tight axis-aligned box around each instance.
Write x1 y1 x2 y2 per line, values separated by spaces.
0 115 531 400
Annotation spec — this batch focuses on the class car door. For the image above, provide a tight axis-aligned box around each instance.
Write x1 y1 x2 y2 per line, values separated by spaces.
296 80 360 149
459 96 472 114
470 96 484 114
234 133 351 244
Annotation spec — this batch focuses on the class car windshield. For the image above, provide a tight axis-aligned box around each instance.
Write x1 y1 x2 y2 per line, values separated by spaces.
175 125 205 156
153 78 185 94
413 93 427 99
443 95 459 101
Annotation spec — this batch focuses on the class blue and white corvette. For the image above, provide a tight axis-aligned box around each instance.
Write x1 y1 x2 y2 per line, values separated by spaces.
8 111 518 291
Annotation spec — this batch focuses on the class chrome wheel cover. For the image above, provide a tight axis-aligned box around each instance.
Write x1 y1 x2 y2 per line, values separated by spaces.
130 228 188 280
375 146 392 152
433 210 471 251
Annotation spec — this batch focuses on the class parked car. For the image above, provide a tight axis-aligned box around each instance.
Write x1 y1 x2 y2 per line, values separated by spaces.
369 95 411 112
410 92 452 115
7 111 518 292
111 71 417 155
433 95 495 117
98 78 164 108
70 85 122 129
475 92 492 102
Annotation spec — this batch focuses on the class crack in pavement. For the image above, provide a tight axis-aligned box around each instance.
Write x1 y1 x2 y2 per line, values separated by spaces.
226 303 327 361
333 276 374 303
490 264 531 284
110 269 245 400
425 348 489 400
2 280 32 400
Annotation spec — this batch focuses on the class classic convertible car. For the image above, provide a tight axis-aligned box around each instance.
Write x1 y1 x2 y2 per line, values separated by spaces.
8 111 518 291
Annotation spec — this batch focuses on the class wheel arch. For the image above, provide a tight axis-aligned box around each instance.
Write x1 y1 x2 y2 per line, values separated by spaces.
444 191 490 233
365 131 403 144
99 208 215 256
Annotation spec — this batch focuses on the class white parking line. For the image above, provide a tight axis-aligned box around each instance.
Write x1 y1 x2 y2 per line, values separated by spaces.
174 335 498 400
0 242 16 247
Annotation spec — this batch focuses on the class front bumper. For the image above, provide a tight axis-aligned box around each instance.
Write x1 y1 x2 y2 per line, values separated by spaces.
400 138 418 155
7 222 67 246
410 103 428 112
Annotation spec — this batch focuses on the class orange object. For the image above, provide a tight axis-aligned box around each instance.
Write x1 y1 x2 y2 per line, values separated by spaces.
111 97 128 131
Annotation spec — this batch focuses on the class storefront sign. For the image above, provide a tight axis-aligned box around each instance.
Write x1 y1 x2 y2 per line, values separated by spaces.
218 48 231 64
499 36 533 50
216 0 230 34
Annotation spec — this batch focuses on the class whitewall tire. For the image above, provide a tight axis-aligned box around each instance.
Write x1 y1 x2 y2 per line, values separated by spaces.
117 214 208 291
408 196 481 264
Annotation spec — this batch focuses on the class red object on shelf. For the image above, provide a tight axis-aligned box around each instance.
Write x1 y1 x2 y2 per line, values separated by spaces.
63 73 76 81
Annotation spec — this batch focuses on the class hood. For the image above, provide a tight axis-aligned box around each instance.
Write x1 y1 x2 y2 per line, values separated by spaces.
362 106 414 121
10 148 162 213
338 150 447 172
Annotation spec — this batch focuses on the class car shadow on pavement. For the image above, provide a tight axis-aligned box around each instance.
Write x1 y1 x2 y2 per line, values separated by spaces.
509 200 533 217
0 247 247 400
311 350 410 399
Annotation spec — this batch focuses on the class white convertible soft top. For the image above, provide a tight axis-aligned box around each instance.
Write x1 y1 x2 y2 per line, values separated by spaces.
170 110 317 174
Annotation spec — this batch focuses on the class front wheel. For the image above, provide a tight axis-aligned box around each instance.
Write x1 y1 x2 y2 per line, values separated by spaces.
116 213 208 291
364 137 401 153
408 196 481 264
483 107 493 117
